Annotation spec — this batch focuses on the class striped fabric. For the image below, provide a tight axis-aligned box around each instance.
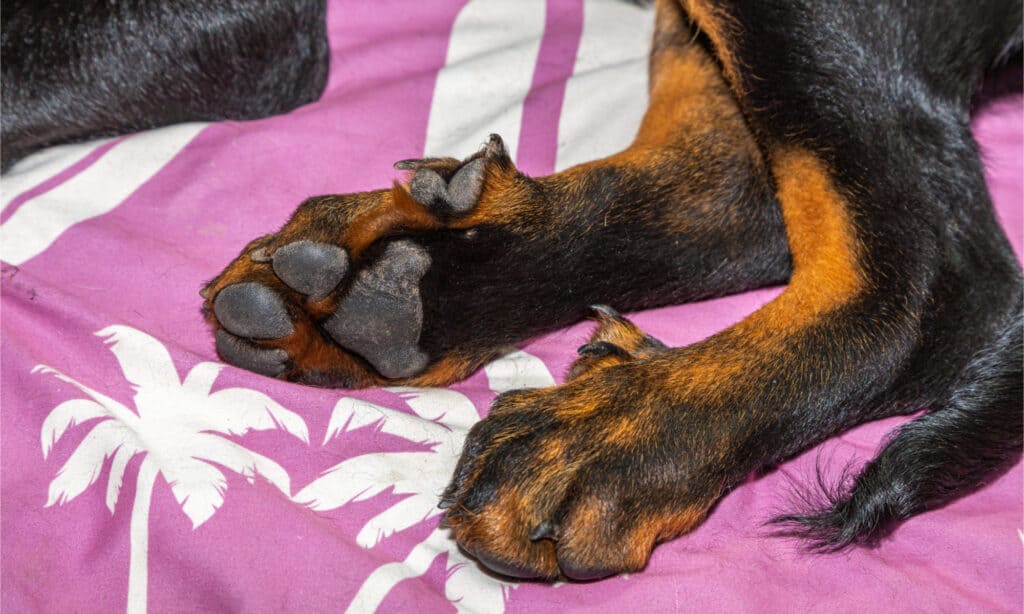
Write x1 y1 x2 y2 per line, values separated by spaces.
2 1 1020 611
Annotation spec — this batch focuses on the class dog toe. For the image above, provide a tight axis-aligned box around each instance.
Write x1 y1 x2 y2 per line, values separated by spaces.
472 550 547 580
408 168 450 210
213 282 293 339
270 240 349 301
214 330 288 376
445 157 486 212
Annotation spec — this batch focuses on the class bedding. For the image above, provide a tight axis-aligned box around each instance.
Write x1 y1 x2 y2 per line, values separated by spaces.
2 1 1021 611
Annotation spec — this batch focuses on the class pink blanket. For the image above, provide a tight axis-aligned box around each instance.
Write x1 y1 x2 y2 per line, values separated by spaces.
3 1 1021 611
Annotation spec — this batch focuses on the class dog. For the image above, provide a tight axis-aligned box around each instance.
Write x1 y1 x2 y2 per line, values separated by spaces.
0 0 329 171
5 0 1022 582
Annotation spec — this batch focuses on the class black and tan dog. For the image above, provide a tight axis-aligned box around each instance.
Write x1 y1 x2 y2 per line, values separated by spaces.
5 0 1022 582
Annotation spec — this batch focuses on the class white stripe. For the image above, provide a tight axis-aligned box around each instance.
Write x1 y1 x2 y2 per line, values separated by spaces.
0 123 206 266
484 349 556 394
1 137 115 211
344 531 444 614
555 0 653 171
423 0 546 160
127 457 158 614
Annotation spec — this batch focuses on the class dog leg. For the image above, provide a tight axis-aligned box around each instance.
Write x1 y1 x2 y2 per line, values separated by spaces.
773 314 1023 548
1 0 329 170
203 5 789 388
442 0 1023 578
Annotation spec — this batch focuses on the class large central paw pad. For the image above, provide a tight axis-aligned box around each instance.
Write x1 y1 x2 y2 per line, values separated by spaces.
323 240 430 379
203 134 518 386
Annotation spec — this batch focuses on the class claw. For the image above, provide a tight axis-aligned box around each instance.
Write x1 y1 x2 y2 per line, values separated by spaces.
249 247 271 262
438 482 458 510
395 156 449 171
250 246 274 260
589 304 621 319
529 520 560 542
484 133 507 158
393 158 421 171
577 341 629 358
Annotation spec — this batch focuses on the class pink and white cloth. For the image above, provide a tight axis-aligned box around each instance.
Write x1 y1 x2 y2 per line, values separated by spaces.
2 1 1021 612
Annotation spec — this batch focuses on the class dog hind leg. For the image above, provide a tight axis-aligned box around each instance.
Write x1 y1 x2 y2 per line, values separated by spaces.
438 0 1023 578
773 312 1023 549
685 0 1024 549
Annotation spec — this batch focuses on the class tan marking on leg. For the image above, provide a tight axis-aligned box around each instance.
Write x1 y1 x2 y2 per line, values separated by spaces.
633 37 739 148
771 150 864 304
661 149 864 396
624 504 712 572
732 149 864 340
680 0 745 91
344 186 440 257
600 415 643 446
400 350 500 387
454 165 549 229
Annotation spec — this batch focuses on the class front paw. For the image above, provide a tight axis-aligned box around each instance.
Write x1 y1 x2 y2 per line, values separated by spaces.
200 135 523 387
441 317 716 580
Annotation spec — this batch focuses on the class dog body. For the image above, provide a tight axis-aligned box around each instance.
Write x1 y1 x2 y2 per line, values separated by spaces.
6 0 1021 581
1 0 329 171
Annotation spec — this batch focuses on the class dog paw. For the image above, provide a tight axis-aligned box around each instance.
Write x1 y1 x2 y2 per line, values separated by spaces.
440 313 717 580
567 305 667 380
202 134 525 386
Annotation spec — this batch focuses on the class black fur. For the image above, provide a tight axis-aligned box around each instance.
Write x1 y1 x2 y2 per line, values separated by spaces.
436 0 1023 577
6 0 1022 568
717 0 1024 548
414 147 790 361
772 312 1024 550
1 0 329 171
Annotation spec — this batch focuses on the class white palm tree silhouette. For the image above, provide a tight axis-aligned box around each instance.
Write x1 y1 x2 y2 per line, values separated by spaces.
295 350 555 613
38 325 309 614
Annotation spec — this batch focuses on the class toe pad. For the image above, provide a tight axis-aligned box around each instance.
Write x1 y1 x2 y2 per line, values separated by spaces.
272 241 349 301
216 330 288 376
214 282 293 339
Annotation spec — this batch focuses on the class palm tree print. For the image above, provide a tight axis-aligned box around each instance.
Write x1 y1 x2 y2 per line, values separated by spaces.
38 325 309 614
296 350 556 613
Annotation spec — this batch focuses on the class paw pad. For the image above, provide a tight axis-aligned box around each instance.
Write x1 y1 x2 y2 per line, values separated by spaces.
215 330 288 376
324 240 431 379
409 157 486 214
271 240 349 300
208 134 517 384
402 133 508 216
213 282 293 339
